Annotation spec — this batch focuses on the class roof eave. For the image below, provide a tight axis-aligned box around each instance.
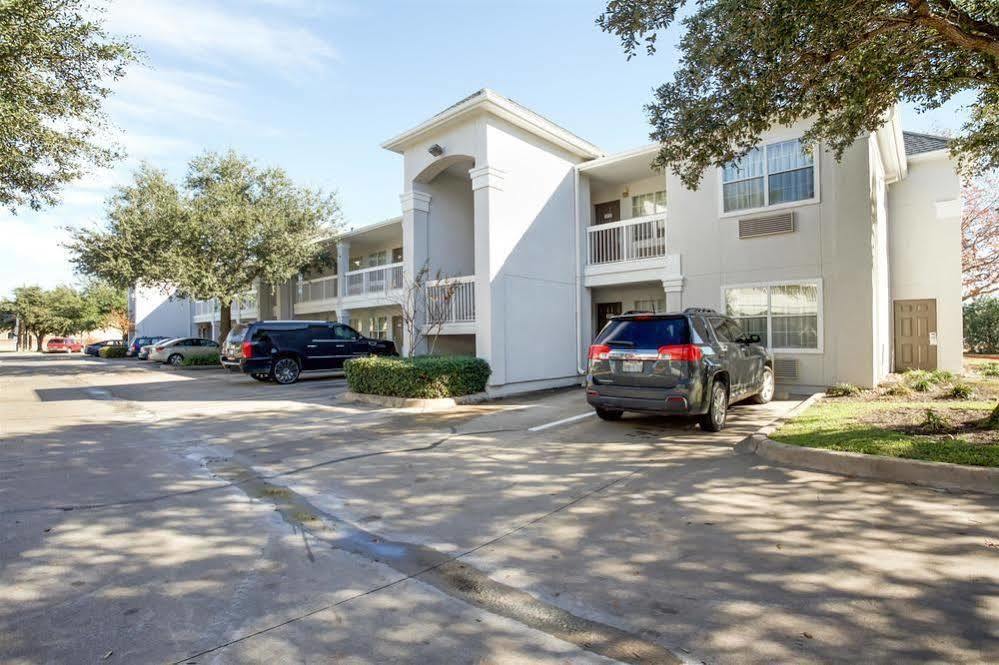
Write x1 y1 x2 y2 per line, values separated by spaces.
381 89 603 160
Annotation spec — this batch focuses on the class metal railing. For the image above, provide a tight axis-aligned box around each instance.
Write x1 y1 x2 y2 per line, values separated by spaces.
426 275 475 323
295 275 338 304
193 299 219 320
587 214 667 265
345 262 404 296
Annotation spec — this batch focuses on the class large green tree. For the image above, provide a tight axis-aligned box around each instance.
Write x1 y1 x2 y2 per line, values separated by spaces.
597 0 999 188
0 0 136 211
66 151 341 342
0 284 96 350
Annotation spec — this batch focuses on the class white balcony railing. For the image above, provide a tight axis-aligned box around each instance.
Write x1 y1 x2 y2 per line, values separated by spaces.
193 299 219 319
237 289 258 319
587 214 667 265
426 275 475 324
345 262 404 297
295 275 338 304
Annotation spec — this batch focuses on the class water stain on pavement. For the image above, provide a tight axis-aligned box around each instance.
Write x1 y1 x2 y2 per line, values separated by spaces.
206 457 683 665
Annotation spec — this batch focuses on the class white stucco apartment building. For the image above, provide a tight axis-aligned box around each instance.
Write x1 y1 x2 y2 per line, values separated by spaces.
177 89 963 395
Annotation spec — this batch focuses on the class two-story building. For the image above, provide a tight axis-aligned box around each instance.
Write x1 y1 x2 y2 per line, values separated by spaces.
178 88 963 395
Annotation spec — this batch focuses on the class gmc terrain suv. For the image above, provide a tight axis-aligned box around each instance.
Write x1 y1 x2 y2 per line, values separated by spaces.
221 320 397 384
586 308 774 431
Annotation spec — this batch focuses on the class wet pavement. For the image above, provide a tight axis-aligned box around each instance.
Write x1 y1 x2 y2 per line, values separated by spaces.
2 353 997 664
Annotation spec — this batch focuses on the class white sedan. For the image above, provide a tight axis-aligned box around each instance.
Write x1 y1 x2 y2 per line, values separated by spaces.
147 338 220 365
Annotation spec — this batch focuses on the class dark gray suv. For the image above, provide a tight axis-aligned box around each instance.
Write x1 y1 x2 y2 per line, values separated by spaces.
585 308 774 431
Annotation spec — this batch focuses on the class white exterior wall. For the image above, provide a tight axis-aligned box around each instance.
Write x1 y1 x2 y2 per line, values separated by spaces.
888 153 963 373
129 285 192 339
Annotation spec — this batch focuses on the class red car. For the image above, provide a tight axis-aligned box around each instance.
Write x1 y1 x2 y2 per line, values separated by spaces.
46 337 84 353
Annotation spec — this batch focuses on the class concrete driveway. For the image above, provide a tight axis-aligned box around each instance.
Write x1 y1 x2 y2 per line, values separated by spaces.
1 353 996 664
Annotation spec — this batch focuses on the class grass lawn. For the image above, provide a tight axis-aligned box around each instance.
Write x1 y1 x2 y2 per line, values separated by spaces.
772 360 999 468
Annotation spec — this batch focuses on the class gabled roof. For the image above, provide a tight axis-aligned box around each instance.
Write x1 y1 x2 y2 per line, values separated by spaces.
381 88 603 159
903 131 950 156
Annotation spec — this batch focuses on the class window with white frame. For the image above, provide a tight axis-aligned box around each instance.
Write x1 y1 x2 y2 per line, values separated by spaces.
631 190 666 217
724 281 820 350
722 139 815 213
367 250 388 267
634 298 665 313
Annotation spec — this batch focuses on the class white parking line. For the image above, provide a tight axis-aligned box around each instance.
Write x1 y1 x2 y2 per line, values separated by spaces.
528 411 595 432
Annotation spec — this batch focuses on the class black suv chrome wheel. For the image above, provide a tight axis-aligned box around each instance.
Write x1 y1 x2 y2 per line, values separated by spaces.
271 357 300 385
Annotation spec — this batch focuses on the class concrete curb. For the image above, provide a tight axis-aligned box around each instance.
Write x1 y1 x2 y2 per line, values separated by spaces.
340 391 490 411
161 364 223 372
738 393 999 495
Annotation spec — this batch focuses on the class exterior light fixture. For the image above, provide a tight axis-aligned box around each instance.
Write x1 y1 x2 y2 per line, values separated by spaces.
428 143 444 157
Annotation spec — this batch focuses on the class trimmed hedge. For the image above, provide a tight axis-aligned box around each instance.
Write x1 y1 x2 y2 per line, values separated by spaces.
344 355 491 399
181 353 220 367
99 346 127 358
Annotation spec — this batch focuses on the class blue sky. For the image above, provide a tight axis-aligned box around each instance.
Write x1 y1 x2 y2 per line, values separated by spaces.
0 0 972 297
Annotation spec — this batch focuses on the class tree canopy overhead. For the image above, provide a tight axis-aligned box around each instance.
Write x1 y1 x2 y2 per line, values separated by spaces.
0 0 136 211
597 0 999 188
66 150 342 342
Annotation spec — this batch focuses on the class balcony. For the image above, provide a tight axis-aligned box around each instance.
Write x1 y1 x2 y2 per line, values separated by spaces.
425 275 475 334
587 213 667 266
345 262 404 298
192 289 258 322
293 275 338 315
193 299 219 322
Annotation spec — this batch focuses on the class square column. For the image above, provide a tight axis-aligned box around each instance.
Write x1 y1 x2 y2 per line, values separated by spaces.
470 165 505 386
662 254 684 312
401 191 432 356
336 240 351 298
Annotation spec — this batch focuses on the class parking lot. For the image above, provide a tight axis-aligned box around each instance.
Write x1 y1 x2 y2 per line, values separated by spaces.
2 353 997 664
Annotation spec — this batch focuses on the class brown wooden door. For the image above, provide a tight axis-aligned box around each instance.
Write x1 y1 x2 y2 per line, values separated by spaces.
595 302 622 337
594 200 621 225
894 299 937 371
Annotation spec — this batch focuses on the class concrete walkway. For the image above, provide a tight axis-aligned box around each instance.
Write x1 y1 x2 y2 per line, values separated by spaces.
1 353 997 664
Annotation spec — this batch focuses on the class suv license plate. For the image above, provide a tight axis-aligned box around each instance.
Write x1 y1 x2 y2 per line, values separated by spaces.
621 360 644 373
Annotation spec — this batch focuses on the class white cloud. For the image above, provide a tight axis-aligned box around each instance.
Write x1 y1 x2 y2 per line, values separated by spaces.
106 0 338 78
109 66 238 125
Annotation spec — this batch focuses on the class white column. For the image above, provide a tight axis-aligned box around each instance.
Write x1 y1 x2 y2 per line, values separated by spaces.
336 239 351 299
662 254 684 312
470 165 505 386
401 191 432 357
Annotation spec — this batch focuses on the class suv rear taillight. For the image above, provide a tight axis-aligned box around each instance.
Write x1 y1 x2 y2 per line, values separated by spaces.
657 344 703 362
241 340 253 359
588 344 611 361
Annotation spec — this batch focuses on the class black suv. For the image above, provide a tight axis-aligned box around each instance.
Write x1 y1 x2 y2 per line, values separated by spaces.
221 320 397 384
586 308 774 431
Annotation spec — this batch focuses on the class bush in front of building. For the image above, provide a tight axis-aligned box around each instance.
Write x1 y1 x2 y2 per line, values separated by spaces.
344 355 491 399
181 353 220 367
964 297 999 354
98 345 127 358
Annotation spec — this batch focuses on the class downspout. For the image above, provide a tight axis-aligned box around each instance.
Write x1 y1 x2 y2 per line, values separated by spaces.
574 166 587 377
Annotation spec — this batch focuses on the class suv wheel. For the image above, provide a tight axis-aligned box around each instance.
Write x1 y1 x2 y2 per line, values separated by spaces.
271 357 300 385
700 379 728 432
168 354 183 367
750 366 775 404
595 407 623 421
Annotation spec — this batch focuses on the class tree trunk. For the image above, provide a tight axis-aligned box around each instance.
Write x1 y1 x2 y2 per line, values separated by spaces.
988 402 999 429
35 332 43 352
218 300 233 344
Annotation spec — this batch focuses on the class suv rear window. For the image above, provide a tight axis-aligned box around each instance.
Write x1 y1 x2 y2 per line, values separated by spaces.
595 317 690 348
224 325 248 345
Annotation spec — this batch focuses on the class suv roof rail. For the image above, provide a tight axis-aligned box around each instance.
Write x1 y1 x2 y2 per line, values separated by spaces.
683 307 719 315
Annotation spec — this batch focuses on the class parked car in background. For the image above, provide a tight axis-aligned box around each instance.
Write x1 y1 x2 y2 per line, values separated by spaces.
46 337 84 353
85 340 125 356
585 308 774 431
221 320 397 384
127 336 170 358
148 338 220 366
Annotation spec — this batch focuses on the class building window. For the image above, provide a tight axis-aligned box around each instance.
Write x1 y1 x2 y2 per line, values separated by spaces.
392 247 403 263
723 281 820 351
631 190 666 218
367 250 388 267
633 298 665 313
722 139 815 213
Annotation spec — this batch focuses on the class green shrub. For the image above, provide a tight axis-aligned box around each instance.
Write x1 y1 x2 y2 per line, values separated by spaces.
826 383 860 397
181 353 220 367
978 362 999 378
929 370 955 384
909 377 934 392
344 355 491 398
99 345 127 358
964 298 999 354
903 369 931 383
944 383 974 399
920 409 952 433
